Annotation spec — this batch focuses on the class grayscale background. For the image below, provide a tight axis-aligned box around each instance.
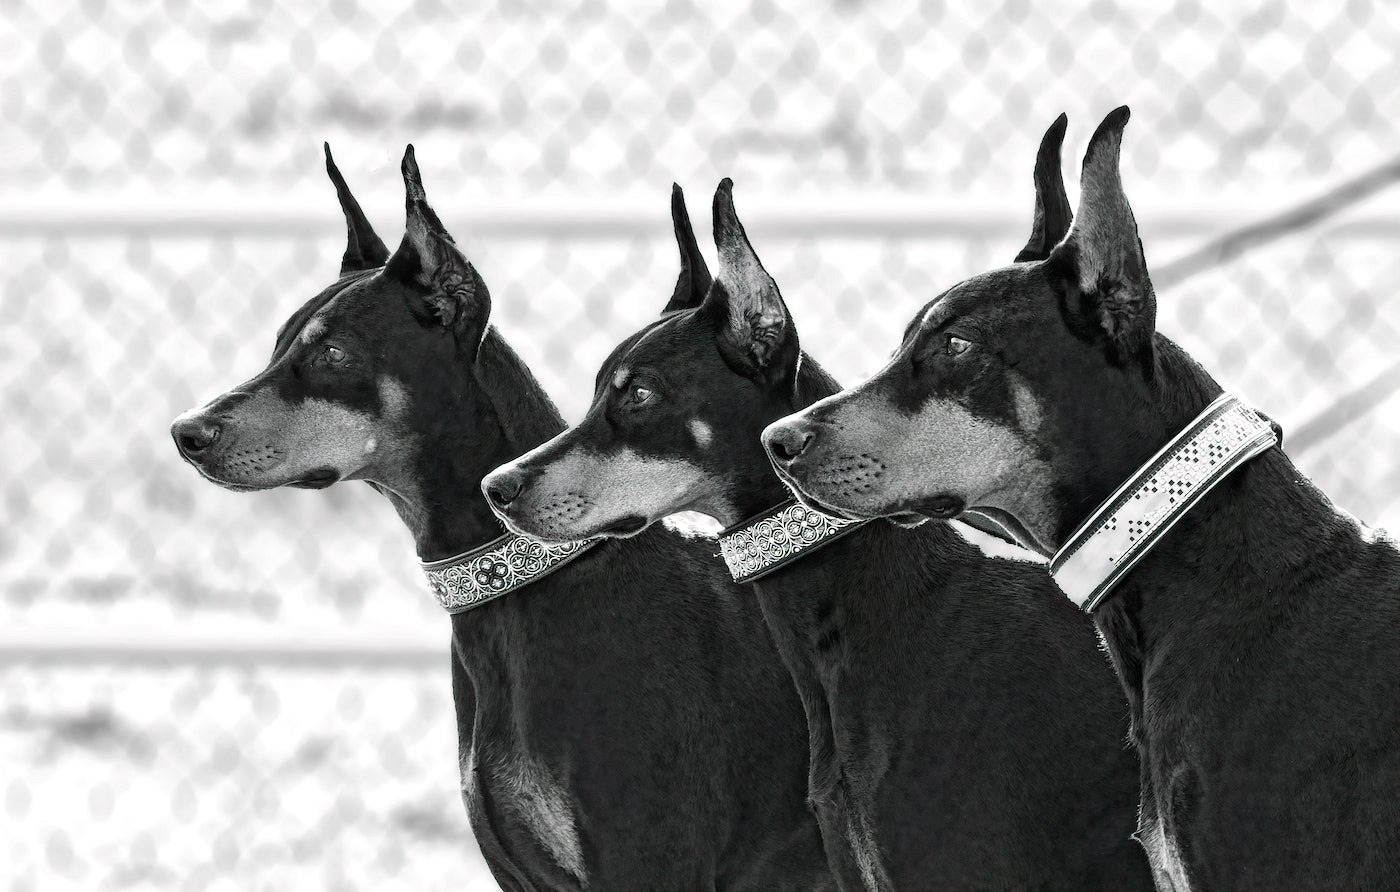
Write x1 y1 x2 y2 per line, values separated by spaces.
4 2 1399 889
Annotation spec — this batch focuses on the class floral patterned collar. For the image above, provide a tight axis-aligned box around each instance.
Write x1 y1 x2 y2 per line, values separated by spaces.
717 500 867 583
420 532 599 614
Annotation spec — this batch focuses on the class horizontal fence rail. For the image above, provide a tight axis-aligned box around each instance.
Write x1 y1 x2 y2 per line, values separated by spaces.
5 196 1400 238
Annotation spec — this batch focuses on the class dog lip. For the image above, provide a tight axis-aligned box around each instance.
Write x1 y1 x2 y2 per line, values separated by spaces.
888 511 929 528
287 470 340 489
599 515 648 537
783 484 867 522
770 461 870 521
919 495 966 519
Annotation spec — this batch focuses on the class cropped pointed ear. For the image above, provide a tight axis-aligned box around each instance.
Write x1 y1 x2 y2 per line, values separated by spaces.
385 145 491 355
324 143 390 275
1014 114 1072 263
1049 106 1156 364
662 183 713 313
701 178 798 393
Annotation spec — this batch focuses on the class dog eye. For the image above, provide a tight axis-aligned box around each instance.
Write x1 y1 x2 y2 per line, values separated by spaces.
631 386 655 405
944 336 972 356
322 345 347 365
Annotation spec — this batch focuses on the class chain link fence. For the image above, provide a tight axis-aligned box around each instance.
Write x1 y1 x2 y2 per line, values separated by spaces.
4 1 1400 889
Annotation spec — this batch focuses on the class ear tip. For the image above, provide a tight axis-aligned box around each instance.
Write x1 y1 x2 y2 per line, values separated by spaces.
1097 106 1131 136
671 181 683 195
1039 114 1069 156
1085 106 1132 162
713 178 736 215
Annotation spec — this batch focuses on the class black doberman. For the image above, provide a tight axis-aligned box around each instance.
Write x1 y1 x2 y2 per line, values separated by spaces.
171 147 833 892
769 106 1400 890
483 120 1153 891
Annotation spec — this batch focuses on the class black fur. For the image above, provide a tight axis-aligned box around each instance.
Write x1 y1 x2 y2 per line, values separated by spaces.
497 172 1154 890
173 151 832 891
802 107 1400 888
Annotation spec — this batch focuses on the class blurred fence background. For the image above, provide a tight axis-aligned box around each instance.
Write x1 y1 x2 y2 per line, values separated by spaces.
4 1 1400 889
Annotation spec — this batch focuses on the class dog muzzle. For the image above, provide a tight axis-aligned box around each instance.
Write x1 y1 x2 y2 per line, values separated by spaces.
718 499 866 583
1050 393 1279 612
422 532 599 614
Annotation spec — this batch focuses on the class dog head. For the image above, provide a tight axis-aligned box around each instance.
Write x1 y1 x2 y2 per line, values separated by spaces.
483 179 832 541
765 111 1184 554
171 145 500 497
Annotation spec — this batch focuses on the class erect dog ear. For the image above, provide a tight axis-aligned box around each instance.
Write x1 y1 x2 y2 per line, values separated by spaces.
386 145 491 355
1050 106 1156 363
1014 114 1072 263
701 178 798 393
662 183 713 313
324 143 390 275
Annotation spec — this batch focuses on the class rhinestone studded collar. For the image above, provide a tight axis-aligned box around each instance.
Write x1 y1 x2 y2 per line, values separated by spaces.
718 499 867 583
421 532 600 614
1050 393 1279 612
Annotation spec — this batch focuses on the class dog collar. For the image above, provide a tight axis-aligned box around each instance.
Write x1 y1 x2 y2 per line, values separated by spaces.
718 499 867 583
1050 393 1279 612
421 532 599 614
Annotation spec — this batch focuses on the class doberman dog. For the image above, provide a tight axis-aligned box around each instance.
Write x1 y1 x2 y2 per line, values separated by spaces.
171 147 834 892
767 106 1400 890
483 120 1154 891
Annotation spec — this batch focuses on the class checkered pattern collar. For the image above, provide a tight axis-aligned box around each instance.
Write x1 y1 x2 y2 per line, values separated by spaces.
1050 393 1279 612
421 531 599 614
718 499 868 583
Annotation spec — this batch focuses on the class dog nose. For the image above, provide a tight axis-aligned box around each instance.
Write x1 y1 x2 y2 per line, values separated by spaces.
483 468 525 510
172 414 221 456
764 421 817 465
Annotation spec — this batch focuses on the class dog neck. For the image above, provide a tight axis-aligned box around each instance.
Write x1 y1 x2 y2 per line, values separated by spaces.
378 327 569 563
715 353 879 582
1061 337 1363 622
1050 337 1226 548
717 351 844 528
1050 394 1278 611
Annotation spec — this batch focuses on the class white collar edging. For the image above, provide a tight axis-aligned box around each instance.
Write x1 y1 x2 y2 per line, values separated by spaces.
1050 393 1278 612
718 499 866 583
421 532 599 614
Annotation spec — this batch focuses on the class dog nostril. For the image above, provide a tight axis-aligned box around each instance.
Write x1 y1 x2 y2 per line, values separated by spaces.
485 473 524 510
768 427 816 463
172 418 220 455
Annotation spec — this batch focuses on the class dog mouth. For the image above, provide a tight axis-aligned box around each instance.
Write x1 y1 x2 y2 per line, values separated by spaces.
917 495 966 520
772 461 882 522
598 515 649 537
287 469 341 489
181 456 340 493
779 482 868 523
887 511 928 528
